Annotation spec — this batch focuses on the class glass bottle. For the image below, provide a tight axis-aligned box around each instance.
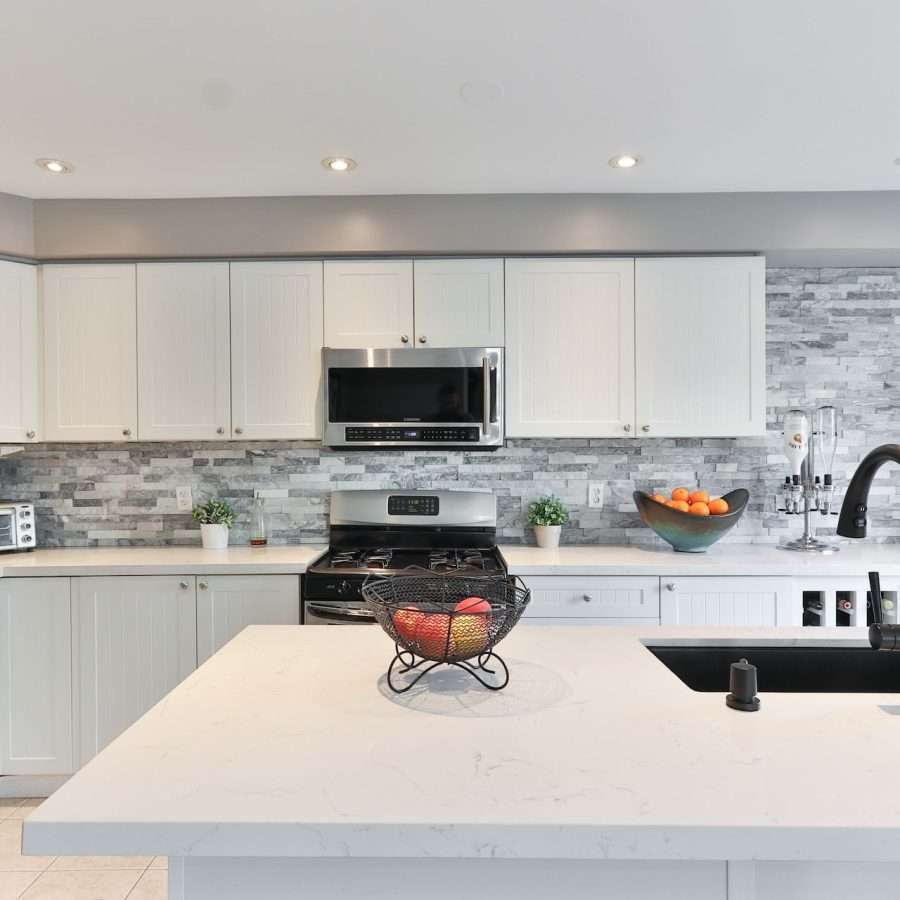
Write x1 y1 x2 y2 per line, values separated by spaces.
250 493 267 547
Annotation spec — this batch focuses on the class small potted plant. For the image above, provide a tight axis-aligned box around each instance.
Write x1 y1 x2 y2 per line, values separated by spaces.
192 498 236 550
527 495 568 549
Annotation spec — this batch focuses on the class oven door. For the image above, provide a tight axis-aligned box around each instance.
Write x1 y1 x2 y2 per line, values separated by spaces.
0 509 17 552
323 347 503 447
304 601 377 625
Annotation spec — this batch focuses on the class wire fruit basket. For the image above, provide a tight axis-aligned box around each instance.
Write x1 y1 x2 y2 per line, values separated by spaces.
362 573 530 693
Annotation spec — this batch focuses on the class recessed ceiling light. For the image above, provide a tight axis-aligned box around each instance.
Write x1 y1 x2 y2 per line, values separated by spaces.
322 157 357 173
609 154 641 169
35 158 74 174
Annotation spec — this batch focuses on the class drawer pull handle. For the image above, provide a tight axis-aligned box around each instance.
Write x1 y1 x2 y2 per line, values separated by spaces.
179 581 189 590
582 594 592 603
666 583 676 591
199 581 208 590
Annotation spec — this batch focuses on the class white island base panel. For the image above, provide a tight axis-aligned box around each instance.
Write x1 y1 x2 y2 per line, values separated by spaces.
24 626 900 900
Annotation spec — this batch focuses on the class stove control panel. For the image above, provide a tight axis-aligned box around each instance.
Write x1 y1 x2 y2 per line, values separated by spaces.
344 427 479 443
388 495 439 516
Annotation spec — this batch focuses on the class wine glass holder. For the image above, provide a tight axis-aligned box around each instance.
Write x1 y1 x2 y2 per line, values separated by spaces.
362 573 530 694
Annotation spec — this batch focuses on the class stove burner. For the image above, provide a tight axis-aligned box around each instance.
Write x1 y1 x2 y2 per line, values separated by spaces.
428 549 487 572
364 549 393 569
331 550 362 568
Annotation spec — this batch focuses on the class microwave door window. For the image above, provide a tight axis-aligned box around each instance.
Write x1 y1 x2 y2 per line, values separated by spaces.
329 367 485 423
0 514 13 547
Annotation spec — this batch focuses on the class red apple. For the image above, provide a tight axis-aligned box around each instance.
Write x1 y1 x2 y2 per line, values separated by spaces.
454 596 491 614
414 612 453 659
451 596 491 658
392 606 424 644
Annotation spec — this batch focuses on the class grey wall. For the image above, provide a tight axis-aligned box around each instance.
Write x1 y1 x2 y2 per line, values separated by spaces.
2 266 899 548
0 192 34 258
30 192 900 265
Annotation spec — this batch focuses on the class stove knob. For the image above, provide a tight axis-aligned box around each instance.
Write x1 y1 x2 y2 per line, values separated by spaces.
338 580 351 596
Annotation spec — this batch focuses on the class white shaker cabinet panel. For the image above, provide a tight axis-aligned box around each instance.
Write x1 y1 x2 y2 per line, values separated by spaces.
0 261 40 443
523 576 660 620
0 578 73 775
137 262 231 440
324 260 414 348
42 264 138 442
230 262 324 440
74 575 197 766
659 576 794 627
413 259 504 347
635 257 766 437
505 259 635 437
197 575 300 664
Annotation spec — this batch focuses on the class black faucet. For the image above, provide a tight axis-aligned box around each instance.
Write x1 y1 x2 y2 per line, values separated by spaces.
837 444 900 650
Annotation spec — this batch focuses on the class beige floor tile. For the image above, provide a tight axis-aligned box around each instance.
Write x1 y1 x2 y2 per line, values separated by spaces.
50 857 151 871
0 822 55 873
20 868 141 900
126 869 166 900
0 871 40 900
8 802 42 822
148 857 167 870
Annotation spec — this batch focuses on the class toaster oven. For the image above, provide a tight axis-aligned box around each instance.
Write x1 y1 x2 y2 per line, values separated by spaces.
0 502 36 552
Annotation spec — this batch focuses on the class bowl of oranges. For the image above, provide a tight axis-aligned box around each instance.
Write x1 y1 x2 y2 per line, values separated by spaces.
633 487 749 553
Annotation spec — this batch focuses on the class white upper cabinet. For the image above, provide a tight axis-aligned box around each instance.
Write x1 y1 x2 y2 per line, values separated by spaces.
635 257 766 437
42 264 138 442
137 262 231 440
231 262 324 440
412 259 504 347
505 258 636 437
0 261 40 443
324 260 414 348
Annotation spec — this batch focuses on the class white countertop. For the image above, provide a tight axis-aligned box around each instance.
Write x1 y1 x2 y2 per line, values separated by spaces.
0 545 325 577
500 542 900 576
23 624 900 863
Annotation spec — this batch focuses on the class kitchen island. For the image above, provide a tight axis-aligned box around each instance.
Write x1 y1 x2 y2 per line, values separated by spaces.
22 624 900 900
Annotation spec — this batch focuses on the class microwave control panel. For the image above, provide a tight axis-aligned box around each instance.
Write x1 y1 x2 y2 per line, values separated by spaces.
344 427 480 443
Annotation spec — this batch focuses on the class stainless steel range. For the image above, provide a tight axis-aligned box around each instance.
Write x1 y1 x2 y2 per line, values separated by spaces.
303 490 505 624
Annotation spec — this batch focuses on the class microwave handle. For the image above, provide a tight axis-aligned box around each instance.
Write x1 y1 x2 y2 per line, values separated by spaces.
483 356 491 433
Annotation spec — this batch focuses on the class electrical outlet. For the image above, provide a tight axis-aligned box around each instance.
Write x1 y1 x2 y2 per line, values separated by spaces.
587 481 605 509
176 486 193 512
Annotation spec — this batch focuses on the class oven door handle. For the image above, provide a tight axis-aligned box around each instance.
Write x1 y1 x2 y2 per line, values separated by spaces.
483 356 491 433
306 602 376 623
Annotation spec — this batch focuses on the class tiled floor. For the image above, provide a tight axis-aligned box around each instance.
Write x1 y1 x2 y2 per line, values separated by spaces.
0 799 166 899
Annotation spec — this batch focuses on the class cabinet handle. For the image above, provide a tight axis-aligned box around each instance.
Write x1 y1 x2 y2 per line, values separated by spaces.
216 427 225 435
418 335 427 344
122 428 132 437
400 335 410 344
199 581 208 590
666 583 676 592
25 430 35 440
234 427 243 435
582 594 592 603
641 425 650 433
623 424 632 433
179 580 189 590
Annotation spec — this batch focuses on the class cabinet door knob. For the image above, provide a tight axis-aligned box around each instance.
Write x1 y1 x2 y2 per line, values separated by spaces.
234 427 243 435
216 427 225 435
641 425 650 433
582 594 592 603
199 581 208 590
25 430 35 440
623 424 632 432
418 335 427 344
400 335 410 344
666 582 676 592
179 580 189 590
122 428 132 437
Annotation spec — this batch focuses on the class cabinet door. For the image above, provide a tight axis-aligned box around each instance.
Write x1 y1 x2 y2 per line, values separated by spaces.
42 264 138 442
74 576 197 765
659 576 794 626
505 259 635 437
0 262 40 443
523 576 660 620
231 262 324 439
0 578 73 775
635 257 765 437
137 262 231 440
197 575 300 664
324 260 414 348
413 259 504 347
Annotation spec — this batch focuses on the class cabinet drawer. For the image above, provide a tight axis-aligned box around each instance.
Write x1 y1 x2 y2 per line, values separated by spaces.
521 576 659 619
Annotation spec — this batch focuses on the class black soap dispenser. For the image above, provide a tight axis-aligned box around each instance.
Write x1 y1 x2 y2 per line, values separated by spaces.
726 658 760 712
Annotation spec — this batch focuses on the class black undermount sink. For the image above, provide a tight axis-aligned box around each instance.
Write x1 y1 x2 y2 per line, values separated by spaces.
647 644 900 693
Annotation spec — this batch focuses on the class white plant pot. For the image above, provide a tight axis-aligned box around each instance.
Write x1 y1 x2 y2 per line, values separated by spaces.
533 525 562 549
200 523 229 550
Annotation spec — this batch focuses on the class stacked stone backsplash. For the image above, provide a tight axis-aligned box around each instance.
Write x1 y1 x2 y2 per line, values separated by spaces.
3 266 900 548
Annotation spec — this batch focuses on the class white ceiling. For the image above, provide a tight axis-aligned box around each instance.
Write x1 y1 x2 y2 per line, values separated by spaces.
3 0 900 199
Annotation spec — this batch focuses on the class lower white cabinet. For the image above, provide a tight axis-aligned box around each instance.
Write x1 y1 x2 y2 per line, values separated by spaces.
74 576 198 766
197 575 300 664
0 578 73 775
521 576 660 624
659 577 795 627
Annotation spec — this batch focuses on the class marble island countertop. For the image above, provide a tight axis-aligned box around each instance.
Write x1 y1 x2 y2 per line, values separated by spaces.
23 624 900 863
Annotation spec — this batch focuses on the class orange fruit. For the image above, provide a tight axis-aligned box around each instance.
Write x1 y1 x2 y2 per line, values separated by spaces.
667 499 690 512
688 502 710 516
652 493 667 504
708 498 729 515
689 490 709 504
671 487 690 502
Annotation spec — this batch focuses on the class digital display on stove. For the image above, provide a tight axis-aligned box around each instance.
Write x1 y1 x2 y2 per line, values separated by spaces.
388 495 440 516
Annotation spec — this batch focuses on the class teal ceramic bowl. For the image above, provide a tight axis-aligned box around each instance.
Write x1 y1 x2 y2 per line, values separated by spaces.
633 489 750 553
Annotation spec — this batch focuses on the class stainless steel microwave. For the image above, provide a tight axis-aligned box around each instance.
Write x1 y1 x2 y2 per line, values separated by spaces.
323 347 503 449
